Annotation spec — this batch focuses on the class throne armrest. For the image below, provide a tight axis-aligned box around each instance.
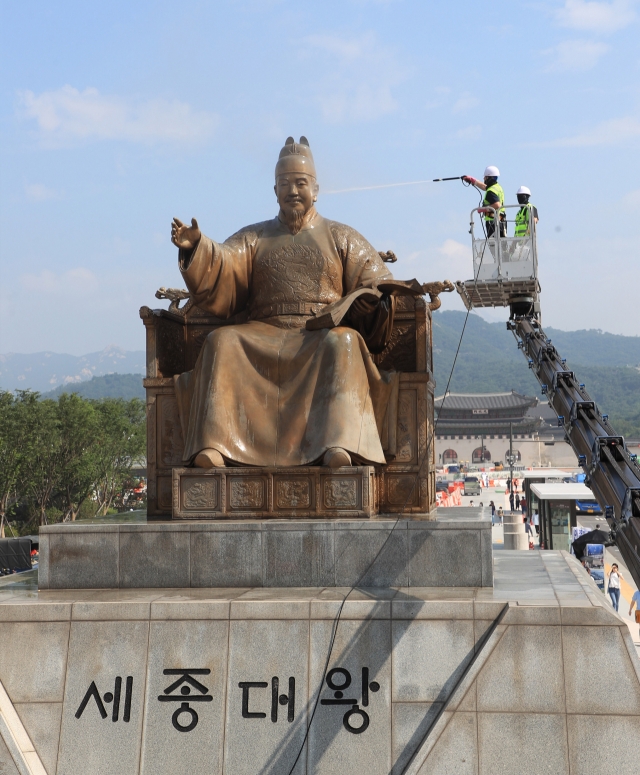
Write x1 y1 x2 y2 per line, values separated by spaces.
373 296 432 375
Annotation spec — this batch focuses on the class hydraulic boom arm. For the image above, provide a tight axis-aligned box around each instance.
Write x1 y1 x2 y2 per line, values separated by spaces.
509 315 640 589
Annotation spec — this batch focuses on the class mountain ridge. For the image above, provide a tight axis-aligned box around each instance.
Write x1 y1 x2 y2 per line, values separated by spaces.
3 313 640 434
0 345 145 393
40 373 145 401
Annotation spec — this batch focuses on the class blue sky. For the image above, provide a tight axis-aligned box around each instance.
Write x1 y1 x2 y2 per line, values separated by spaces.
1 0 639 354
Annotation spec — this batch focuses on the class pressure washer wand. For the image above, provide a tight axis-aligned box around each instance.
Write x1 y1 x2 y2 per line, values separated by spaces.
432 176 464 182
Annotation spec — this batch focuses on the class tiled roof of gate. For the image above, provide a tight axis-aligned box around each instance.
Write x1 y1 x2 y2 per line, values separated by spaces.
434 391 538 410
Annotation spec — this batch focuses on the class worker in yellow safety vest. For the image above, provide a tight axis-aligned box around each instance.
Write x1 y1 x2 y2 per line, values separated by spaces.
514 186 539 237
462 165 505 237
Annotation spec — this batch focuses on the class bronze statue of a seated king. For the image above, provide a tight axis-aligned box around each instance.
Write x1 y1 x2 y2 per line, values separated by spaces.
170 137 403 470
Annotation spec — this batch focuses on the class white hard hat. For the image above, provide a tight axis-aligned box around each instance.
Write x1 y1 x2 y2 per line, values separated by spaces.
517 186 531 195
484 165 500 177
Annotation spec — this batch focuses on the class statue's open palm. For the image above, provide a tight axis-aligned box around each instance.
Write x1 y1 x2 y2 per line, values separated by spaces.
171 217 201 250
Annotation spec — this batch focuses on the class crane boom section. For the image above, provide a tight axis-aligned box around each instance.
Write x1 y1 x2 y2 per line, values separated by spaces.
510 316 640 589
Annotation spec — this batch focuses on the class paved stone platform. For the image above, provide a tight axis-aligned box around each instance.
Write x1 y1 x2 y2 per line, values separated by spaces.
38 508 492 590
1 552 639 774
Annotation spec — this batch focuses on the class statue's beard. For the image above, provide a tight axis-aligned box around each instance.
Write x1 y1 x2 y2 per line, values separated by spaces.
282 207 306 235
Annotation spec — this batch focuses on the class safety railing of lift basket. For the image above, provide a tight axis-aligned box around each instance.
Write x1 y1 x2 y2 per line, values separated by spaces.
469 203 538 284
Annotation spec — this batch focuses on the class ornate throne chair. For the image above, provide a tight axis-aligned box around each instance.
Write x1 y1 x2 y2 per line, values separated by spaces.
140 293 437 520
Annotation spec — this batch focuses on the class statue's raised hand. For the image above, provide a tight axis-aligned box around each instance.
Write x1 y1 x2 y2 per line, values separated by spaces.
171 217 201 250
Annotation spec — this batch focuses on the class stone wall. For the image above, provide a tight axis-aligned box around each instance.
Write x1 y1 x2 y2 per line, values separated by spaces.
436 434 579 469
38 511 493 590
1 552 640 774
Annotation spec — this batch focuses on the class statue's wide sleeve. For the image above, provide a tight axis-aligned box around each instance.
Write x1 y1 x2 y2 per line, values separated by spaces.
178 226 260 319
328 221 396 354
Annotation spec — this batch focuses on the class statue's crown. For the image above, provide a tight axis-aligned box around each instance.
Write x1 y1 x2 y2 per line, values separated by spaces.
275 136 316 179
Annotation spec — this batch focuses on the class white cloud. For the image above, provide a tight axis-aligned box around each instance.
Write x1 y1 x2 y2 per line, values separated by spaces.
438 239 468 261
24 183 60 201
452 93 480 114
435 239 470 277
21 267 99 295
543 39 609 70
542 116 640 145
555 0 637 34
302 32 408 123
18 85 218 146
456 125 482 141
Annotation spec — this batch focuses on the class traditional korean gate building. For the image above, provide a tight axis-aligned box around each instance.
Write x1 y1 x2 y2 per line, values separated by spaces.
434 391 544 467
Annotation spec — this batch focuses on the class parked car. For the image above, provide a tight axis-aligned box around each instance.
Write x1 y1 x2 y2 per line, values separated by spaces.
463 476 482 496
436 481 450 494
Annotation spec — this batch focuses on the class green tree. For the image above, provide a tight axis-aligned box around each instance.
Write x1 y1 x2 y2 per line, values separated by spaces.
17 394 62 526
0 392 24 537
54 393 101 521
0 392 147 529
92 398 145 516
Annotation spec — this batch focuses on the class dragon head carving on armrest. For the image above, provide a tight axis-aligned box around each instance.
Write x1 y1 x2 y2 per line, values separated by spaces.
155 287 193 315
421 280 455 311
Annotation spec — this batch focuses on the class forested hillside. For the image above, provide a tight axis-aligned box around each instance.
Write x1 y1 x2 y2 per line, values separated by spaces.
42 374 145 401
432 311 640 436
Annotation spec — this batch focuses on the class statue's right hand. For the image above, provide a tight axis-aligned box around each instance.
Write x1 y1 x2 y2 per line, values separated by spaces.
171 217 201 250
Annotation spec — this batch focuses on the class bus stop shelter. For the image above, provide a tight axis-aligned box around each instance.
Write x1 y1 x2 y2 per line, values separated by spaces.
530 482 596 552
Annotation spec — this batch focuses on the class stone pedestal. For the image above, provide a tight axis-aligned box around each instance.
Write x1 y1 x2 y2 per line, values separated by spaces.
38 508 492 590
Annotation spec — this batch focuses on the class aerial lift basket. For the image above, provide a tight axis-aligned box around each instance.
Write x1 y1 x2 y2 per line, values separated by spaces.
456 204 541 314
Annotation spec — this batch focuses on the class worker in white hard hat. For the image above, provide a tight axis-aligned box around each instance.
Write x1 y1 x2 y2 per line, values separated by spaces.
462 166 505 237
514 186 538 237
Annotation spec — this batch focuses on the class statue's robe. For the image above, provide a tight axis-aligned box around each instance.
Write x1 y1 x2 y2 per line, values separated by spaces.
175 212 398 467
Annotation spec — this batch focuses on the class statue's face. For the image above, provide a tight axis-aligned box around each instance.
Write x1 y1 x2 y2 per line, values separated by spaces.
274 172 318 216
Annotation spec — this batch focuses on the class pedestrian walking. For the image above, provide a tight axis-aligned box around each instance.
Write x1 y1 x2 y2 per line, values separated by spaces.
607 563 623 612
520 495 527 515
497 506 504 523
629 589 640 640
525 519 535 550
490 500 496 525
515 493 521 510
509 491 515 511
532 510 540 535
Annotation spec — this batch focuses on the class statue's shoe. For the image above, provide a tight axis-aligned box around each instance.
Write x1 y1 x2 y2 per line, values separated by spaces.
194 448 225 468
323 447 352 468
